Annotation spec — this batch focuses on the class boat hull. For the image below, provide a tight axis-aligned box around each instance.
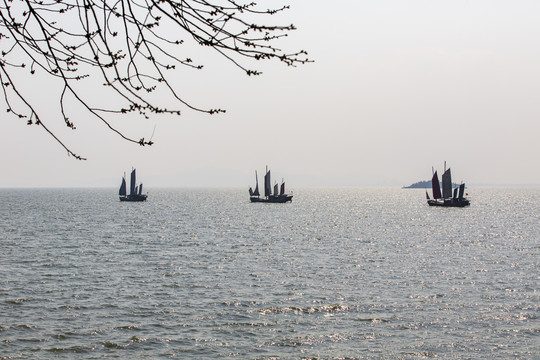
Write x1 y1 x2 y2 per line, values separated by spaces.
120 194 148 202
250 195 293 203
427 198 469 207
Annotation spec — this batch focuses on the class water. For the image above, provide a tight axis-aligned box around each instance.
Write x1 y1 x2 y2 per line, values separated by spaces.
1 187 539 359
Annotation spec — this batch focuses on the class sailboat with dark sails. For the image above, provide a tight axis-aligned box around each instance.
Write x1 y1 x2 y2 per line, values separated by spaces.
119 168 148 202
249 166 293 203
426 162 469 207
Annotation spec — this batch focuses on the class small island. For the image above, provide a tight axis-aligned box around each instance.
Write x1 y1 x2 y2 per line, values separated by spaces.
403 180 459 189
402 180 431 189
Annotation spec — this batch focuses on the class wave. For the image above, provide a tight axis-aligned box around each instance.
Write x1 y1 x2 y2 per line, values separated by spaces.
253 303 354 315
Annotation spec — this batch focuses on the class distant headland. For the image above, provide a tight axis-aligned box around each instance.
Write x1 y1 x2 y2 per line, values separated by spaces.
402 180 431 189
403 180 458 189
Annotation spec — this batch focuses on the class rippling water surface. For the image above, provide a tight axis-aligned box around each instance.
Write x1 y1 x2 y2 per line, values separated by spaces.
1 187 539 359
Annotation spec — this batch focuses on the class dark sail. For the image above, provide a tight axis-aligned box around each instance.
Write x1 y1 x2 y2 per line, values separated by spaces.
253 171 260 196
249 187 254 196
432 171 442 199
442 168 452 199
273 183 279 196
280 182 285 195
119 177 127 196
139 184 143 195
458 183 465 199
453 187 458 199
264 170 271 197
130 169 136 195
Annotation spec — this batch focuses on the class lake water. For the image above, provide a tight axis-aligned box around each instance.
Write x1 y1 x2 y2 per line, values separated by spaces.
1 187 539 359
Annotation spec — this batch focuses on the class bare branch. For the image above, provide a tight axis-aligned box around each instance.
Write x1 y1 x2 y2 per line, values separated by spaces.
0 0 311 158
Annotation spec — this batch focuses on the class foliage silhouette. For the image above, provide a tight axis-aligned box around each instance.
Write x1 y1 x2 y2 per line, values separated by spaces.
0 0 309 159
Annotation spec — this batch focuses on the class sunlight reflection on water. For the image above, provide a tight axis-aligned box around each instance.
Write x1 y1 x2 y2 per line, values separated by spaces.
0 187 539 358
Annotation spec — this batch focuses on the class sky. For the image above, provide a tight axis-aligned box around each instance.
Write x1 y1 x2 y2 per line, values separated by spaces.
1 0 539 188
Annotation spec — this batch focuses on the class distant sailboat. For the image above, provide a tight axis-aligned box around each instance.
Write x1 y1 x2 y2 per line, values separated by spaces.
119 168 148 202
426 162 469 207
249 166 293 203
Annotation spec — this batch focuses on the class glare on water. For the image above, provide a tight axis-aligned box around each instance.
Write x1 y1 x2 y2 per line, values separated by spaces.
0 187 539 359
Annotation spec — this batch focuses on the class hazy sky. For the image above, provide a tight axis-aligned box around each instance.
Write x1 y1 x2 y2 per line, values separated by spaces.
1 0 539 188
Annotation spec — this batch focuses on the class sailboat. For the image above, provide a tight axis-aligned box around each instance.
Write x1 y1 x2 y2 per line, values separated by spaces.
249 166 293 203
119 168 148 202
426 162 470 207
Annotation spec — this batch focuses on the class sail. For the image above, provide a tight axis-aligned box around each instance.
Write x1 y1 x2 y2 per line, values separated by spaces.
253 171 260 196
130 169 136 195
249 187 253 196
280 182 285 195
119 177 127 196
458 183 465 199
431 171 442 199
264 170 271 197
453 187 458 199
139 184 143 195
134 185 139 196
274 183 279 196
442 168 452 199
